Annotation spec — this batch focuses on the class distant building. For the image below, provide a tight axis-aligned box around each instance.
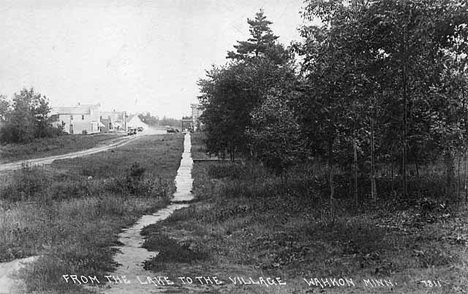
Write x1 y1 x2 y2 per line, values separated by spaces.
100 111 127 133
50 103 101 134
181 116 193 132
190 103 204 131
127 114 147 130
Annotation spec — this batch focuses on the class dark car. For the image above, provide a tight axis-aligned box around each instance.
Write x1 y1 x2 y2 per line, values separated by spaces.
166 127 177 133
137 127 144 132
128 128 137 135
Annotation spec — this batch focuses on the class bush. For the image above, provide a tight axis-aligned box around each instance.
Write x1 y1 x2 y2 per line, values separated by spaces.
104 163 171 198
0 164 50 201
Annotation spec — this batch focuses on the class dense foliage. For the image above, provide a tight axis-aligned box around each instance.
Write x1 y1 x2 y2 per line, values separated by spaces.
138 113 182 128
198 1 468 205
0 88 63 144
198 9 298 163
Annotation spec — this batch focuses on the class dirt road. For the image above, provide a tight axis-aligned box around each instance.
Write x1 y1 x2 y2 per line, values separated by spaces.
0 135 139 173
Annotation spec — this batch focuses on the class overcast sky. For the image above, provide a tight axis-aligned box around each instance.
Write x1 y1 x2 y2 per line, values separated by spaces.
0 0 306 118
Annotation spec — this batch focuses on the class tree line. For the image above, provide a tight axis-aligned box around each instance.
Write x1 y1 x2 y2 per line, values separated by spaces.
0 88 63 144
0 88 186 145
197 0 468 206
138 113 183 129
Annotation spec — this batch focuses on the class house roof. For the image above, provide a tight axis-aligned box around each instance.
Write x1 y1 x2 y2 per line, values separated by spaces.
51 104 100 115
127 114 147 128
127 114 137 121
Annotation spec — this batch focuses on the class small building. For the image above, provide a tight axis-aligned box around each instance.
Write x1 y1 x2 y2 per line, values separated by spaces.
50 103 101 135
181 116 193 132
127 114 147 130
100 111 127 133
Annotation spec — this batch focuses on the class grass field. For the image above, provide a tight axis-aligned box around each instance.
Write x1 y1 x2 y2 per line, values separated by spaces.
0 133 125 164
140 132 468 294
0 133 184 293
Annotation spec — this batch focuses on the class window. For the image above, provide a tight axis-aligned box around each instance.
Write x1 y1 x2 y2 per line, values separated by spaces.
82 115 85 120
70 115 73 120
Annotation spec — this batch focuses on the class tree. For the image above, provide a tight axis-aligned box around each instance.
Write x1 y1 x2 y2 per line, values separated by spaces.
198 63 254 160
227 9 279 61
247 88 305 178
199 10 296 161
0 88 60 143
33 92 52 138
297 0 468 203
138 113 161 127
0 95 9 123
296 1 370 218
364 0 468 197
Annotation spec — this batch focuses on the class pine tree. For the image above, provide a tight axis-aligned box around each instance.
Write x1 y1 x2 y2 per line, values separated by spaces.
227 9 279 60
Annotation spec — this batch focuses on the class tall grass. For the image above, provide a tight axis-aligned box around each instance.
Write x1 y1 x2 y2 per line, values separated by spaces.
137 132 468 293
0 133 124 164
0 133 184 293
190 131 208 159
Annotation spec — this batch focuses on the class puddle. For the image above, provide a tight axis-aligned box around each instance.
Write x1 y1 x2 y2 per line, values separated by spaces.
0 256 38 294
101 133 194 294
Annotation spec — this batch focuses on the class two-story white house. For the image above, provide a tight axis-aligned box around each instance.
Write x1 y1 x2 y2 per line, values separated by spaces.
50 103 101 135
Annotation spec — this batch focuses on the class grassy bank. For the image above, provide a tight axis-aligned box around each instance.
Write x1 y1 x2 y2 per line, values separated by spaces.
140 132 468 294
0 133 184 293
0 133 125 164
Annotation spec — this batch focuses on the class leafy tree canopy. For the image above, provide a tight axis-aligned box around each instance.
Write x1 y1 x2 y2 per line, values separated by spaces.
0 88 62 144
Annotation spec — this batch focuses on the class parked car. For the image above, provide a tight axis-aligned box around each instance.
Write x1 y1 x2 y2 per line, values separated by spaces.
166 127 178 133
128 128 137 135
137 127 144 132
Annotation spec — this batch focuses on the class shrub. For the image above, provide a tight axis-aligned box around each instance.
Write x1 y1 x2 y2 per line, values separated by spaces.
0 165 50 201
103 163 171 198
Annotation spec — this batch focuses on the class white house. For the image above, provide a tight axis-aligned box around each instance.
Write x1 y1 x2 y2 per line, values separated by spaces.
50 103 101 134
127 114 147 130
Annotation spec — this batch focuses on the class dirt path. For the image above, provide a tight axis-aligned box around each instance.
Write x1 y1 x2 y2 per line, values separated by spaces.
0 126 174 173
0 256 38 294
98 132 195 294
0 135 140 173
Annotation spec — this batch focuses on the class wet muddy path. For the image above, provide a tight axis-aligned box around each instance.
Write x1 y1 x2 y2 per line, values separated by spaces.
101 132 195 294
